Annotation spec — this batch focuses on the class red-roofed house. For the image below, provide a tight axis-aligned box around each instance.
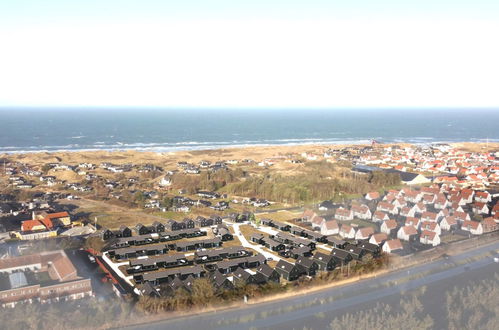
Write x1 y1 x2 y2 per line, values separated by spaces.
400 207 416 218
382 239 403 254
421 211 439 223
351 204 372 220
369 233 388 246
339 224 355 239
320 220 339 236
376 202 398 215
420 221 441 235
335 208 353 221
380 219 398 235
355 227 375 240
311 216 326 229
453 211 470 222
482 217 498 233
372 211 389 223
365 192 380 201
471 202 489 215
462 220 483 235
397 225 419 241
440 216 458 231
405 216 421 229
475 191 491 203
302 209 317 222
420 230 441 246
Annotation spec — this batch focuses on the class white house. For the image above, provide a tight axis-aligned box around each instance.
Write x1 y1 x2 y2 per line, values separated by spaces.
311 216 326 230
335 208 354 221
397 225 419 241
474 191 492 203
369 233 388 246
377 202 398 215
471 202 489 215
400 206 416 218
420 230 441 246
453 211 471 222
382 239 403 254
355 227 375 240
420 221 441 236
461 220 483 235
320 220 339 236
404 217 421 229
421 211 439 223
372 211 389 223
440 216 458 231
380 219 398 235
339 224 356 239
351 204 371 220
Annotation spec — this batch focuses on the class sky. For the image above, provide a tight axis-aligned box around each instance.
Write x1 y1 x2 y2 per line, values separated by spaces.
0 1 498 108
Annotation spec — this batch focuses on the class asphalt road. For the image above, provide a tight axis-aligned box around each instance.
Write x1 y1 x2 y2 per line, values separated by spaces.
127 241 499 330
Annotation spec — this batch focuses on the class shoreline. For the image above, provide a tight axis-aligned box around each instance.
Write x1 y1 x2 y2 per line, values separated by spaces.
1 140 498 157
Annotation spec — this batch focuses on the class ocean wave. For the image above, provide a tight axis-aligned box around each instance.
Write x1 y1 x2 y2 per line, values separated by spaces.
0 137 496 154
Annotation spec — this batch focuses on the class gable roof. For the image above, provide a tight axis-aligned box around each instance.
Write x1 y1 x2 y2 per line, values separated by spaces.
385 239 403 251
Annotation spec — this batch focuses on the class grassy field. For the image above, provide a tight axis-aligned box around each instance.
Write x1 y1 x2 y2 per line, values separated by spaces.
255 210 302 223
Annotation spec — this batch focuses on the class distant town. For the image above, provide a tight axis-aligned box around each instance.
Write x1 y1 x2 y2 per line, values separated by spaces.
0 142 497 319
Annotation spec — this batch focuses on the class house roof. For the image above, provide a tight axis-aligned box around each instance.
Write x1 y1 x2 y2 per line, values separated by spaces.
385 239 403 251
421 221 438 231
335 208 352 217
322 220 339 230
357 227 374 237
276 260 295 273
420 230 437 240
371 233 388 244
402 225 418 236
383 219 397 229
462 220 481 230
366 192 380 199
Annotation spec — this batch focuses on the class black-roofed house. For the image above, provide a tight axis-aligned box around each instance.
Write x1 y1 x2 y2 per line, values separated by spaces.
273 221 291 231
261 218 274 227
256 264 280 283
152 221 165 233
275 260 305 281
166 219 184 231
330 248 353 265
139 282 161 298
306 231 327 243
344 244 365 260
291 227 306 237
182 218 195 229
326 236 347 249
116 225 132 238
217 227 233 241
313 252 337 271
101 228 114 240
233 268 258 285
194 216 212 227
250 233 265 244
211 271 234 290
356 241 381 256
210 215 223 225
263 238 286 252
289 246 313 259
134 223 150 236
245 254 266 268
295 256 318 276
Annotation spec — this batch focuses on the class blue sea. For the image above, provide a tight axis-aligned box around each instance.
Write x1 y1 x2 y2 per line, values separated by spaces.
0 108 497 153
